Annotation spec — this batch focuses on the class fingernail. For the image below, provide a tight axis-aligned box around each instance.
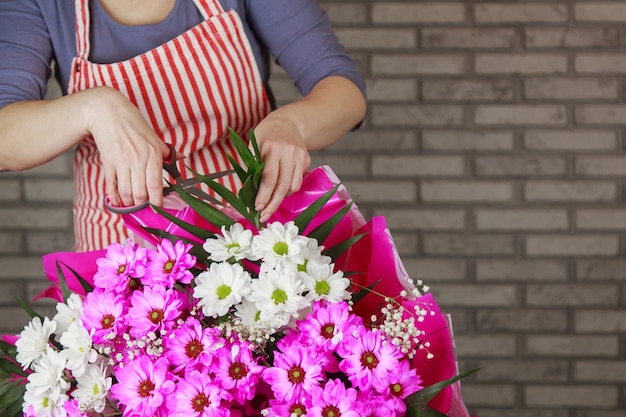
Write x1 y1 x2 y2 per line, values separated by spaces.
260 213 269 223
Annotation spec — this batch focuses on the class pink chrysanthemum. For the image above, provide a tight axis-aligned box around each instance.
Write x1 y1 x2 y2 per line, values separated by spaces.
81 288 127 344
213 341 264 404
110 355 175 417
308 379 361 417
384 359 423 414
297 300 362 354
93 239 147 294
164 318 222 374
267 397 310 417
263 345 324 402
339 327 401 393
144 240 196 288
126 285 183 338
169 369 231 417
357 392 397 417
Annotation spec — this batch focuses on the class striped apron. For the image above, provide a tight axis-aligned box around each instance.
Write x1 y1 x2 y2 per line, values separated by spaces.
68 0 271 251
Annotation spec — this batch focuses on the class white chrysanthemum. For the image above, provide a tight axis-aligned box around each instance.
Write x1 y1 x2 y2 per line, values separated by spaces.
59 322 98 377
203 223 255 262
194 262 252 317
300 259 351 303
251 221 307 269
73 362 112 413
23 384 69 417
16 316 57 370
247 268 308 322
234 299 289 330
52 293 83 337
26 349 70 397
297 236 331 271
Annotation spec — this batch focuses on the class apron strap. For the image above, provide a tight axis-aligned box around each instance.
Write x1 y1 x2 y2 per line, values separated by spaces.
191 0 225 19
74 0 91 60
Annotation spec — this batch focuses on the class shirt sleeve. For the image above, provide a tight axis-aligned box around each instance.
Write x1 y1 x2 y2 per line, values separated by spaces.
0 0 54 110
245 0 366 100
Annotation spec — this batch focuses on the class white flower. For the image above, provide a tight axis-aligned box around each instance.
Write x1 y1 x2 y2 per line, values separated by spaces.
52 293 83 337
26 349 70 397
297 236 331 272
16 316 57 370
203 223 255 262
251 221 307 269
247 268 308 322
73 362 112 413
194 262 252 317
23 384 69 417
300 260 351 303
59 322 98 377
234 299 288 330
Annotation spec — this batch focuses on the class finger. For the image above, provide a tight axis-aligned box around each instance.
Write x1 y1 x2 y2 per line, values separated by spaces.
130 161 149 208
105 168 121 207
260 160 294 223
255 153 279 212
116 168 134 207
147 151 164 207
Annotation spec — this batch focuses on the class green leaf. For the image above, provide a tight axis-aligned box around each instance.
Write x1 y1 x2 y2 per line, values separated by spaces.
14 298 42 321
227 154 249 183
55 260 94 296
0 357 25 379
350 279 381 305
322 232 367 261
169 183 236 228
56 261 71 301
198 178 254 223
248 129 263 164
151 205 217 241
238 176 259 216
228 127 254 167
306 202 353 246
0 340 17 361
0 378 26 417
293 183 341 234
143 227 209 262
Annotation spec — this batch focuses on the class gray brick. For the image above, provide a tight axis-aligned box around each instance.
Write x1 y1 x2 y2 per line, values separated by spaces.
422 181 514 202
341 180 416 203
0 307 36 333
0 178 21 201
403 259 467 281
577 210 626 230
25 232 76 254
331 130 417 152
525 77 619 100
576 104 626 124
321 3 367 24
0 257 47 279
309 155 368 177
372 54 466 75
434 284 517 308
576 53 626 73
476 54 568 74
378 209 465 230
455 335 517 357
463 384 517 407
576 361 626 382
422 130 515 151
524 129 618 151
373 155 464 176
477 260 568 282
366 79 417 101
576 156 626 176
269 78 301 103
527 284 619 307
24 179 75 202
422 79 514 102
575 2 626 22
475 156 567 176
336 29 416 50
525 181 617 202
475 360 569 382
475 3 568 23
476 104 567 126
526 235 619 257
527 335 619 357
0 208 71 229
0 281 25 304
424 234 515 256
526 27 619 48
15 152 73 176
525 385 618 408
577 260 626 281
0 232 24 254
476 209 568 231
576 311 626 333
371 104 464 127
476 411 568 417
477 309 568 332
422 28 516 49
372 3 466 24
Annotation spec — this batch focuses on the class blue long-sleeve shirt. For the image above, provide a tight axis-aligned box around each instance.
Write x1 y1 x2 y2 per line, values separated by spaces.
0 0 365 110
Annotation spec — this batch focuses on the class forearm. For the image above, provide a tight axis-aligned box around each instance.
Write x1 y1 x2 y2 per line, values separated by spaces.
265 75 366 151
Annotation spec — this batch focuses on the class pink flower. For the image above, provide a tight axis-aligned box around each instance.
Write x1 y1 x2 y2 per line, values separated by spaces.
169 369 231 417
164 318 221 374
110 355 175 417
339 328 401 393
213 341 264 404
93 239 147 294
263 345 324 402
267 397 310 417
144 240 196 288
308 379 361 417
81 288 127 344
126 285 183 338
357 392 397 417
384 360 423 414
297 300 362 354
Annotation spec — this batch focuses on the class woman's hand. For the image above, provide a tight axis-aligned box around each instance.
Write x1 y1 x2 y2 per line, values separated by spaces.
81 87 170 209
252 115 311 223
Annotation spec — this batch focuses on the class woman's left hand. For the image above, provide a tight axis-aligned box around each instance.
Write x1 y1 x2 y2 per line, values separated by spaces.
252 115 311 223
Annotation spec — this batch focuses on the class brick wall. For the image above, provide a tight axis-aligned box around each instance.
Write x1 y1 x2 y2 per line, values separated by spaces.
2 1 626 415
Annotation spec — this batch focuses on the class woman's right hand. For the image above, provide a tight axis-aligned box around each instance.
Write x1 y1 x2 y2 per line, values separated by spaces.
80 86 170 209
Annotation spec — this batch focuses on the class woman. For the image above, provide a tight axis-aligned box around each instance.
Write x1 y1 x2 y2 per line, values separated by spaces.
0 0 367 251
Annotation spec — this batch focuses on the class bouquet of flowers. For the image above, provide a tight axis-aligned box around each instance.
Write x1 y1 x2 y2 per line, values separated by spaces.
0 130 474 417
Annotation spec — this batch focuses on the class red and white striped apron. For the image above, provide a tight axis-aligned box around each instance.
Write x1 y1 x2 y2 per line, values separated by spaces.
68 0 271 251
